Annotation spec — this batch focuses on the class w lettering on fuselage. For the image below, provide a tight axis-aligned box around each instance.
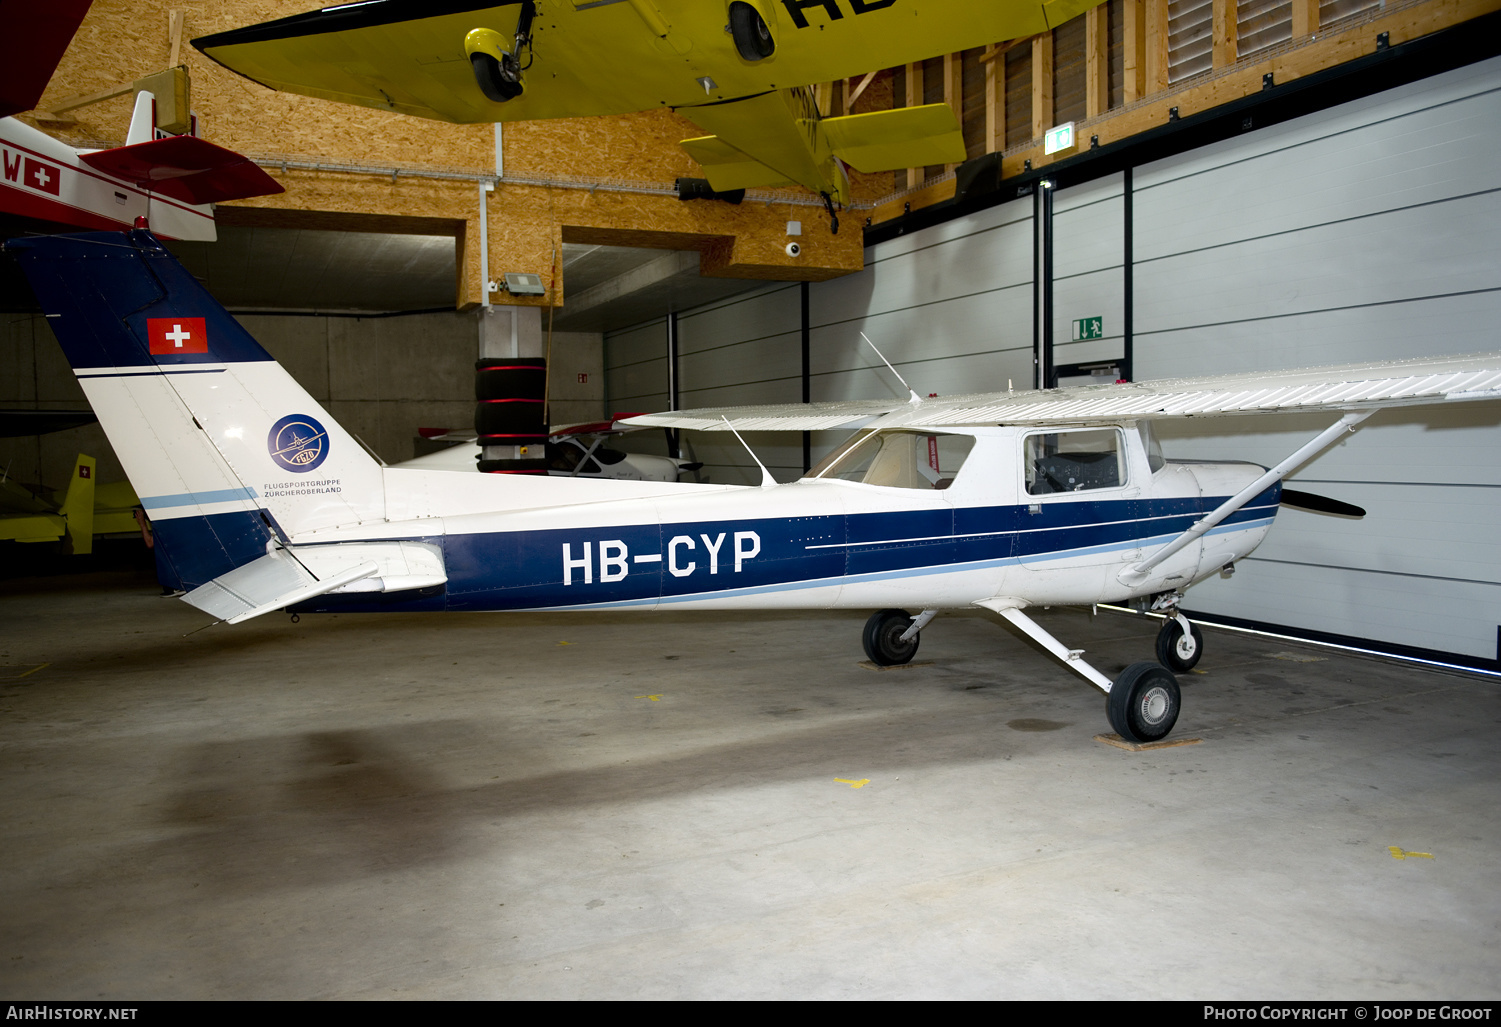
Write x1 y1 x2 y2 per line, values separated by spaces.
780 0 898 29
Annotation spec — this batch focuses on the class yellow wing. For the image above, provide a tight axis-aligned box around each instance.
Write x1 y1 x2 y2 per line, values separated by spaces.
194 0 1107 125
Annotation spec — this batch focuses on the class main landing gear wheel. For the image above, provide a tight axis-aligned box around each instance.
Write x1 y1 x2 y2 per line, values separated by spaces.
1155 617 1204 672
728 2 775 61
1107 662 1181 743
863 608 919 666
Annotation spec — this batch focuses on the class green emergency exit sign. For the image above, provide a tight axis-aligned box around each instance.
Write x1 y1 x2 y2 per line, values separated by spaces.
1072 316 1103 341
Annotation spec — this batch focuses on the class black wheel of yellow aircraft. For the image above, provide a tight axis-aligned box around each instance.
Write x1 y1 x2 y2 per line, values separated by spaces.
863 608 919 666
471 51 523 102
1107 662 1181 743
729 2 775 61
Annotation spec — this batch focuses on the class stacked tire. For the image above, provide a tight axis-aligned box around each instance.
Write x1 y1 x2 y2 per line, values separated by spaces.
475 357 548 473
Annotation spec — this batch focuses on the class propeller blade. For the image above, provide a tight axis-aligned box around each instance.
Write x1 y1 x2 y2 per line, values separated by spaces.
1281 489 1366 518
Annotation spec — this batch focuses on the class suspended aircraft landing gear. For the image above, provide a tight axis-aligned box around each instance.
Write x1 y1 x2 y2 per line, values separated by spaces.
1155 612 1204 672
1107 662 1181 743
821 192 840 234
863 608 919 665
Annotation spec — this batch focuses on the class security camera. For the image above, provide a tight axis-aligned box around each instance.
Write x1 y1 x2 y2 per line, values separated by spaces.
785 242 801 258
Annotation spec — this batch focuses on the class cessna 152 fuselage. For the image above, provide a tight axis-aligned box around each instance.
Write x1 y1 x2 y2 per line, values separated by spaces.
8 228 1499 745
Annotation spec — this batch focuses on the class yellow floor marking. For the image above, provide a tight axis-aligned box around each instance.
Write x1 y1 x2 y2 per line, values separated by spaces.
13 664 48 679
834 778 870 788
634 694 662 701
556 641 573 646
1389 846 1435 860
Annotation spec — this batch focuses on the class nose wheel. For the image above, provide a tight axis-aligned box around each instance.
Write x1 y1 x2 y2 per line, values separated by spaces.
1155 613 1204 671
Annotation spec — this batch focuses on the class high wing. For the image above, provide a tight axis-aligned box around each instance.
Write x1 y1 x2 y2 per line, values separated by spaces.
619 352 1501 431
192 0 1104 125
0 0 93 118
621 397 912 432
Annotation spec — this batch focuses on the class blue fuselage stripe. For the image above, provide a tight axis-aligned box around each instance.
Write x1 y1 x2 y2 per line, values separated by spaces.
141 486 261 511
297 489 1281 615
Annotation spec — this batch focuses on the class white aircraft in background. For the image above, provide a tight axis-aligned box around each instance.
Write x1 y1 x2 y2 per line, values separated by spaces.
401 426 702 482
8 226 1500 744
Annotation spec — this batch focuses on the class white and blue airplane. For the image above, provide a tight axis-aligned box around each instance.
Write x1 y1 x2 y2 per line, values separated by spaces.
8 226 1501 743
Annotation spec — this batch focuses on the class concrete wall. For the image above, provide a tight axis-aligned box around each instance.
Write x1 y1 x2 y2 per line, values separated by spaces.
603 55 1501 663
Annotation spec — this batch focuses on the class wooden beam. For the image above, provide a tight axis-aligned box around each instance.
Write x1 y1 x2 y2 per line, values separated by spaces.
1144 0 1170 95
42 81 135 116
979 37 1031 63
1031 32 1053 141
168 9 185 68
1086 4 1110 118
906 61 921 187
1213 0 1238 69
943 51 963 170
1124 0 1146 103
1292 0 1320 38
847 69 879 110
985 41 1005 153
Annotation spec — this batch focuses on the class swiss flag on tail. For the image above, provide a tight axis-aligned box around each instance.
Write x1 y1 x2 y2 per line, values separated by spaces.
147 317 208 355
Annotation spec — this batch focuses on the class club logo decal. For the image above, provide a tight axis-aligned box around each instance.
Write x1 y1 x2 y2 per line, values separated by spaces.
267 414 329 473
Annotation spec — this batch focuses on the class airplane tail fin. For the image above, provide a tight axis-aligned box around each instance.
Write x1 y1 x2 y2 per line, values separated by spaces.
57 454 96 555
4 228 387 591
125 90 155 147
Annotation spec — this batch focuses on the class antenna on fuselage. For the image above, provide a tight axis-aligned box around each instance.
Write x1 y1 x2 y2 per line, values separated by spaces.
860 332 922 404
720 416 776 488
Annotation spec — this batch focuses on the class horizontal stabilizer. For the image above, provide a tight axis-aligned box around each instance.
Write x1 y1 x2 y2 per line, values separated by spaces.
679 135 796 191
184 540 447 623
818 104 966 174
80 135 285 205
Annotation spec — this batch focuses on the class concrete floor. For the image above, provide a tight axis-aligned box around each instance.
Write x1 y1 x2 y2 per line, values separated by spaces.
2 556 1498 999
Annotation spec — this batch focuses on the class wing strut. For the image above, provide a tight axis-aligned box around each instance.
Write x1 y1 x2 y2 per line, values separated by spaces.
1117 410 1374 588
975 599 1115 693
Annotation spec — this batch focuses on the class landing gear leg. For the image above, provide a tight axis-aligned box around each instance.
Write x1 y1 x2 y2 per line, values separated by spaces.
821 192 840 234
1150 593 1203 672
979 602 1182 743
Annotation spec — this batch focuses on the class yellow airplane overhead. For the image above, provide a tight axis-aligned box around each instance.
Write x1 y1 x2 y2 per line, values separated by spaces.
195 1 1106 223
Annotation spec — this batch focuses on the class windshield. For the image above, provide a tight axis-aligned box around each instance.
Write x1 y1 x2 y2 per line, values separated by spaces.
805 430 974 490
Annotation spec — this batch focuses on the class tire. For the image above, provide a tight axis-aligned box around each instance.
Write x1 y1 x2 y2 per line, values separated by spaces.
1155 618 1204 672
728 2 775 61
475 358 546 401
862 608 919 666
471 51 523 102
1107 662 1181 743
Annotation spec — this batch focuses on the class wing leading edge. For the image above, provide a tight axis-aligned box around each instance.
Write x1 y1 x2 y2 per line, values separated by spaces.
619 352 1501 432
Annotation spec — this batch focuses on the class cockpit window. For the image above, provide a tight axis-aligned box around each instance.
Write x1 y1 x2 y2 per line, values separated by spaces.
1025 428 1125 495
806 430 975 490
